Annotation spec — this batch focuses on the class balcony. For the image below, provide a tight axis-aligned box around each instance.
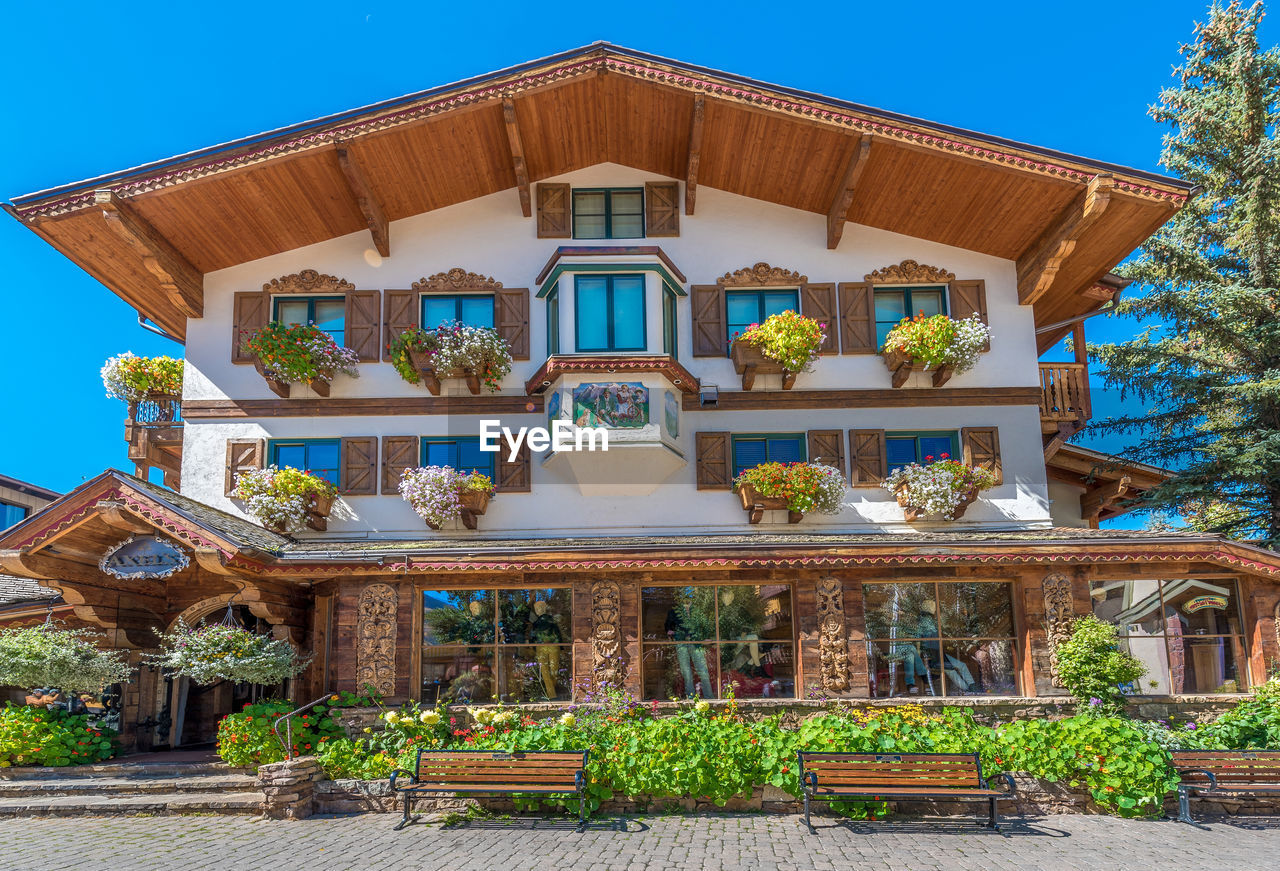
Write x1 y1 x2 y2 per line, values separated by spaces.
1039 363 1090 459
125 394 183 488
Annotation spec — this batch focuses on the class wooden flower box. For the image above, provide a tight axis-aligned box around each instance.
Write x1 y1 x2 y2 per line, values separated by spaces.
882 348 953 388
893 482 978 522
425 488 492 531
407 348 481 396
731 341 797 391
737 483 803 525
252 357 335 398
305 491 335 532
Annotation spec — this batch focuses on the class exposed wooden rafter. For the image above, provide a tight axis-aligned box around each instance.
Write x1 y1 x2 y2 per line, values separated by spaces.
334 145 390 258
96 500 154 535
685 95 705 215
93 190 203 318
1082 475 1131 523
825 134 873 250
502 97 532 218
1017 174 1115 305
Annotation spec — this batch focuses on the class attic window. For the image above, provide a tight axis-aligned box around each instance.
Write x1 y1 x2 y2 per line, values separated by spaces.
573 188 644 239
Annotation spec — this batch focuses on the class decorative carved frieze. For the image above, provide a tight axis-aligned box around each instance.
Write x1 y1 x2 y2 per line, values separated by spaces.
864 259 955 285
413 268 504 292
590 579 624 689
356 583 398 697
816 575 851 694
719 262 807 287
1042 572 1075 688
263 269 355 295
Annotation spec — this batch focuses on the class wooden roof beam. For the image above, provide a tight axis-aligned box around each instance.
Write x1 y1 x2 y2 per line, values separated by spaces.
93 190 203 319
1017 174 1114 305
825 134 873 250
334 145 390 258
1082 474 1131 521
685 95 705 215
502 97 532 218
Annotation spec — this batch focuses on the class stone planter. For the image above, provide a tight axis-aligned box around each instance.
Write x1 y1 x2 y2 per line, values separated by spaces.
894 481 978 522
731 341 796 390
407 348 481 396
737 483 803 525
883 347 953 388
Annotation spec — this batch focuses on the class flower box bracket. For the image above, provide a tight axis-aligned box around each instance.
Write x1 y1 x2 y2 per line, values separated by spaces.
883 348 953 388
731 342 796 391
305 491 335 532
459 489 491 530
407 348 481 396
252 356 291 399
737 483 803 524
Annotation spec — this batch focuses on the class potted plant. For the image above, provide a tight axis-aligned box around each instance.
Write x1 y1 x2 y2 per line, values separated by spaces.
881 313 990 387
399 466 495 530
233 466 338 533
883 456 998 521
148 619 309 686
389 321 513 395
101 352 184 404
0 623 133 694
732 461 845 524
729 311 825 390
242 322 360 398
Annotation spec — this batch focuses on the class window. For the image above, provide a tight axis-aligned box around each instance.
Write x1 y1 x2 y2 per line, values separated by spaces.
572 188 644 239
731 434 805 476
1090 579 1249 694
274 296 346 345
268 439 340 486
422 295 495 330
546 289 560 355
640 584 796 700
725 289 799 348
421 588 572 703
885 431 960 472
422 437 495 479
574 275 646 352
874 285 947 348
662 290 678 357
864 581 1018 698
0 501 28 529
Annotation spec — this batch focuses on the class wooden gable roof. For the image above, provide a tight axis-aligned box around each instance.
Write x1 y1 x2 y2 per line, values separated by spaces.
4 43 1191 341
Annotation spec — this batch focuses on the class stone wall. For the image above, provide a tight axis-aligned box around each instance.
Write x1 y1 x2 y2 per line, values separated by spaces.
257 756 324 820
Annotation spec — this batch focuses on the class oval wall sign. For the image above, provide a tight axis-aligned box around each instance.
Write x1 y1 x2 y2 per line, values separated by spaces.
99 535 190 580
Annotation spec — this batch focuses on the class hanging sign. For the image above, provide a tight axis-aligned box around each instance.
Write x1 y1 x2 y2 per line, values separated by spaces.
100 535 190 580
1183 595 1228 614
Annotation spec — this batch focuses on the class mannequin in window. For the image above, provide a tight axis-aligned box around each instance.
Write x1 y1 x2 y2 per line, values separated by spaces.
665 591 713 698
529 600 563 699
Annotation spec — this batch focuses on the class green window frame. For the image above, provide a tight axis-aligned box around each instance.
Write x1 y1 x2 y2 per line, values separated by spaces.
574 274 647 353
572 187 645 239
273 296 346 345
730 433 806 477
546 289 560 355
724 289 799 349
421 294 495 330
421 436 496 479
884 431 960 472
662 289 678 357
268 438 341 486
873 285 948 349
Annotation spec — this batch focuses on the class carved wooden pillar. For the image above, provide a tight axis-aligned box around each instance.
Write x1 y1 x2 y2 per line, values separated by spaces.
589 579 625 690
1042 572 1075 688
816 575 851 694
356 583 398 697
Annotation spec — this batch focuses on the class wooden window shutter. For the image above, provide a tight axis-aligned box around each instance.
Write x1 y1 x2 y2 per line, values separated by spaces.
381 436 420 495
536 183 571 238
695 432 732 490
382 289 420 362
691 285 725 357
848 429 886 487
800 283 838 354
962 426 1002 485
340 436 378 495
807 430 846 476
224 438 264 496
345 290 382 362
231 291 268 363
497 288 530 360
949 278 989 351
496 442 532 493
837 282 875 354
644 181 680 237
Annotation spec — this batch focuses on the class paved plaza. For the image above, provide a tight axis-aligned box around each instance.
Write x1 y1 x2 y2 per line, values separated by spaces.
0 812 1276 871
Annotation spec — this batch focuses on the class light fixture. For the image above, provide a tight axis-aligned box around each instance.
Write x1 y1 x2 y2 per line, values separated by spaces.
699 384 719 408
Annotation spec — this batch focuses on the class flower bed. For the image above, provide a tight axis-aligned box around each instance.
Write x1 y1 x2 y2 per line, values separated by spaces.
0 704 118 768
399 466 495 530
389 322 512 394
233 466 337 532
216 700 344 768
243 322 359 398
884 458 996 521
881 313 990 387
730 312 825 390
733 462 845 523
101 353 184 402
149 621 309 687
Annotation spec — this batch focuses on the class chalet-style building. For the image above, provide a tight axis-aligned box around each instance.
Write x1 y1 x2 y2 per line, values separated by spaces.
4 44 1278 752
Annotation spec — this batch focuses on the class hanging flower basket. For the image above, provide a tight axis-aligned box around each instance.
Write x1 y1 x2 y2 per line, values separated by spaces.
729 312 825 390
242 322 359 398
389 322 512 394
233 466 338 533
881 314 991 388
884 458 997 521
733 461 845 524
101 353 185 403
147 619 309 686
399 466 495 530
0 623 133 694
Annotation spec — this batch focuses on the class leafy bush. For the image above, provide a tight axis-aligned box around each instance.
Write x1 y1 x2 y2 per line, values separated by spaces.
734 311 826 373
233 466 337 532
1054 615 1148 715
883 313 990 373
0 624 133 694
1199 678 1280 748
733 462 845 515
316 737 398 780
243 322 359 384
215 700 344 768
0 704 117 768
884 458 997 520
389 322 512 391
101 352 184 401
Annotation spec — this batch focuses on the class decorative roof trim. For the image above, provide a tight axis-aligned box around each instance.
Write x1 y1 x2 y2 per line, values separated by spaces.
718 262 807 287
524 355 700 394
536 262 685 299
535 246 688 285
263 269 355 295
412 268 503 292
864 260 956 285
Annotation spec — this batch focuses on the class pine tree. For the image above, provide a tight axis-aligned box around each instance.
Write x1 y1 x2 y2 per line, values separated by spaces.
1092 0 1280 545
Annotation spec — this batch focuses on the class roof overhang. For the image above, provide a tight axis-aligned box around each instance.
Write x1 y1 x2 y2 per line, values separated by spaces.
1046 444 1173 524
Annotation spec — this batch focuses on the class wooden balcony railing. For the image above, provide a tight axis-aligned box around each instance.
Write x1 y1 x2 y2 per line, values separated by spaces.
125 393 184 488
1039 363 1091 432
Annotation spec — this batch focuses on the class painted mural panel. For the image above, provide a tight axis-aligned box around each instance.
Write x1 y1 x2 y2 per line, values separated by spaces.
573 382 648 428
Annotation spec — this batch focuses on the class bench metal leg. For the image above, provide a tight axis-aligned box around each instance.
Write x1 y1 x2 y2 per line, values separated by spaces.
1177 787 1193 824
986 796 999 830
803 792 815 834
393 791 418 831
577 788 587 833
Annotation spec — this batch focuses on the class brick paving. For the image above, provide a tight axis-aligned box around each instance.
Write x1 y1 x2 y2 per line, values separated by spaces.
0 812 1277 871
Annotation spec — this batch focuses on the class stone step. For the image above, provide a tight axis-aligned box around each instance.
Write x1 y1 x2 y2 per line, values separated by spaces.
0 774 260 797
0 791 264 816
0 762 252 780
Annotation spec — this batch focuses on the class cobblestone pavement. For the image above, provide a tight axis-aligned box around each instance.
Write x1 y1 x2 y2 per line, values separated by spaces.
0 812 1277 871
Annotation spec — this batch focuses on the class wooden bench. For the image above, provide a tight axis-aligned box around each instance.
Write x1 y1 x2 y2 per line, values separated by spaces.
797 751 1015 832
1171 750 1280 822
388 748 590 830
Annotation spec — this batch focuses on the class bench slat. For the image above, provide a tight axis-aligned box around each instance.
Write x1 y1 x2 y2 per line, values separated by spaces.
813 776 984 787
415 760 584 771
811 786 1002 797
405 783 578 793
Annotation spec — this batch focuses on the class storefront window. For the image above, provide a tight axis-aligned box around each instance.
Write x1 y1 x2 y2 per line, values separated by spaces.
640 584 795 700
863 581 1018 697
421 588 572 704
1089 579 1248 694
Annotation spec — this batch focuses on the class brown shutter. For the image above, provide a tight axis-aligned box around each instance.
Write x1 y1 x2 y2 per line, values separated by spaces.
340 436 378 495
695 432 732 490
807 430 846 476
962 426 1002 485
691 285 725 357
382 289 419 361
837 282 875 354
497 288 530 360
345 290 381 362
800 283 838 354
496 442 532 493
536 183 571 238
224 438 265 496
848 429 886 487
644 181 680 237
232 291 268 363
949 278 989 351
381 436 420 495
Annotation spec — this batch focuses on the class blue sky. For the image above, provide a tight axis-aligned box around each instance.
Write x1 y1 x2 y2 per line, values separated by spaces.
0 0 1241 503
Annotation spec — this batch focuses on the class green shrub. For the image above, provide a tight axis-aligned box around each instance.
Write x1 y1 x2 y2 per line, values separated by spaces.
0 704 117 768
215 700 344 768
1199 678 1280 748
1054 615 1148 715
315 737 398 780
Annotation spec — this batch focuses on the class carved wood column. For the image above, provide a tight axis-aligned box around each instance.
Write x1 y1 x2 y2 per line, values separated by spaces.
816 575 852 694
355 583 398 698
589 579 625 690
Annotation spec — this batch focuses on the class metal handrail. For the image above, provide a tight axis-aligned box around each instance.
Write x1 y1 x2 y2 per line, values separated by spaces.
274 693 338 760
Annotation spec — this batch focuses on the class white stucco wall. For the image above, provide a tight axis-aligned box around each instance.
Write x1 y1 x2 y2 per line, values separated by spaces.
1048 480 1088 528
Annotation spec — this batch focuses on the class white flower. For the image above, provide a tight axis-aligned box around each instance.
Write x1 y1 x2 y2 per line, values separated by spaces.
559 713 576 728
469 707 495 726
420 710 440 726
384 711 400 725
694 700 711 715
884 460 997 521
491 710 516 726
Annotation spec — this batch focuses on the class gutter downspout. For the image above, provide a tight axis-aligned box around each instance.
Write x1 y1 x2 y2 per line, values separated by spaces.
138 312 184 345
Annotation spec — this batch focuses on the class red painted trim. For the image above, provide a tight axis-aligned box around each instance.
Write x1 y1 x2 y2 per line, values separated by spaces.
524 355 700 394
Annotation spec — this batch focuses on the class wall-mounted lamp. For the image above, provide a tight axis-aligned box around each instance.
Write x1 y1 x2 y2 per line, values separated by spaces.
699 384 719 408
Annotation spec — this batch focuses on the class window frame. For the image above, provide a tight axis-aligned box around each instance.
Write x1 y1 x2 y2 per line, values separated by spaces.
420 436 496 479
546 288 560 355
571 187 646 240
419 293 496 330
573 273 648 353
730 433 807 477
884 430 961 472
272 295 347 345
724 288 800 349
0 500 29 529
267 438 342 486
873 284 949 348
662 288 678 358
